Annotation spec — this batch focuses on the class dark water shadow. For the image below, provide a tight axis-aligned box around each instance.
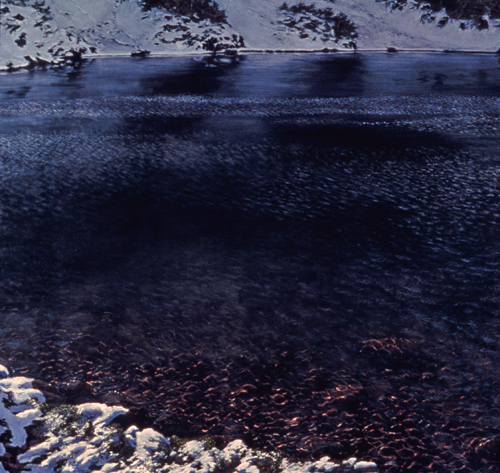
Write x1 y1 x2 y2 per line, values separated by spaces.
118 116 204 137
3 85 31 99
306 55 367 97
138 56 244 96
268 121 460 153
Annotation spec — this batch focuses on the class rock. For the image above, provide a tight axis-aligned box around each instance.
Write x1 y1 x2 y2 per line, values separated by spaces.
131 50 150 58
0 366 10 379
59 379 92 403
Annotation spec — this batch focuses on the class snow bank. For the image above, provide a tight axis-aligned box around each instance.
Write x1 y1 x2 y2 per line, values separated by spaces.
0 365 377 472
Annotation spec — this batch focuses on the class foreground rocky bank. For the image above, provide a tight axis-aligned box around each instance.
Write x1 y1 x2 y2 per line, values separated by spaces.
0 366 377 473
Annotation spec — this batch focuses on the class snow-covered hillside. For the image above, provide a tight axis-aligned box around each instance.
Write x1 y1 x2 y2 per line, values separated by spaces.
0 0 499 70
223 0 500 51
0 0 243 70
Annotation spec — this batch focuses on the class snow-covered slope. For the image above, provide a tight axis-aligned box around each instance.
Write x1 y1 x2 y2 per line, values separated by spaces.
331 0 500 51
0 0 499 69
223 0 500 51
0 0 243 70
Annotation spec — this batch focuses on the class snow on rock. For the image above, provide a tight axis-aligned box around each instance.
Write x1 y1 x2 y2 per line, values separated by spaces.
77 402 128 427
0 367 10 379
0 367 377 472
276 2 358 49
0 368 45 453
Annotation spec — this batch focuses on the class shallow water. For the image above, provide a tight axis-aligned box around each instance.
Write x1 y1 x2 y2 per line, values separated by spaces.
1 53 500 471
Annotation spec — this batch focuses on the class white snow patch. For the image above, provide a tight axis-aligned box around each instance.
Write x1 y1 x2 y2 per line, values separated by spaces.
0 374 45 451
135 428 170 457
124 425 140 448
0 366 10 379
77 402 128 426
353 460 378 471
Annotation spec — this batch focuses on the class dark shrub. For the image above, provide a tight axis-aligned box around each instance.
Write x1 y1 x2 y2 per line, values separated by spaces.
279 2 358 48
140 0 227 23
379 0 500 23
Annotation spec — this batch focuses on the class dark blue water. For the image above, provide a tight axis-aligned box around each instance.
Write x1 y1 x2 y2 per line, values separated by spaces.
1 53 500 472
1 52 500 99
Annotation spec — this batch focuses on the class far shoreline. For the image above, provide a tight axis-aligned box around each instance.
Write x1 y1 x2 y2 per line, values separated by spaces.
1 46 499 73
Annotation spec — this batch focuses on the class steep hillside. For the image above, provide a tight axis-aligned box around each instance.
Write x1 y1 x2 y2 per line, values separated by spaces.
0 0 499 70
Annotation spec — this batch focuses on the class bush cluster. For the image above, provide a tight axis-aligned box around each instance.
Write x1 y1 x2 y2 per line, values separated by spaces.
380 0 500 26
279 2 358 48
140 0 227 23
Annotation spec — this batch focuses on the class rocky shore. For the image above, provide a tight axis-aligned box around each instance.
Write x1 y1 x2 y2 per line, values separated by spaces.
0 366 377 473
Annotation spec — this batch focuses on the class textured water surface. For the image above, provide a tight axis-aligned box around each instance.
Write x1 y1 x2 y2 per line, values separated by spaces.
1 54 500 472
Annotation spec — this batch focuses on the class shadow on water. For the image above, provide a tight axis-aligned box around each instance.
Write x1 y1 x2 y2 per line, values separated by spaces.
3 85 31 99
119 116 204 137
138 56 244 96
64 61 91 83
0 115 466 303
306 55 366 97
0 56 244 101
268 121 460 152
3 53 500 101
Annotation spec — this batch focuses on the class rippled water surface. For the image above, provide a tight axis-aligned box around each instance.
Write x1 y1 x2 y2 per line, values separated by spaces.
1 53 500 472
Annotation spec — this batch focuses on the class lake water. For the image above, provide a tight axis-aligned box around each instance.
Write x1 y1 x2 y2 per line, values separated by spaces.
1 52 500 472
